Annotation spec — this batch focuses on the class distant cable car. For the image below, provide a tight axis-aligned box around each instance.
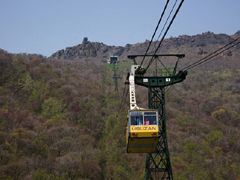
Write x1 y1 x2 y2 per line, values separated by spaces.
126 109 159 153
126 65 159 153
108 55 118 64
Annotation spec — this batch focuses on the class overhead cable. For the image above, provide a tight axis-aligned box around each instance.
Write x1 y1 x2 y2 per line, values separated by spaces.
165 85 173 94
140 0 170 66
181 37 240 71
146 0 185 70
156 0 178 42
119 82 129 113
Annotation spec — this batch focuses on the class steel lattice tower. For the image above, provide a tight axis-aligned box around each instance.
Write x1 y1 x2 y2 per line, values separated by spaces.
128 54 187 180
112 63 120 92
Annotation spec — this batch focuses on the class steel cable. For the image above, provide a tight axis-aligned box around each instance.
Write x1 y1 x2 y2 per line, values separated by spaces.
145 0 185 70
140 0 170 67
156 0 178 41
119 84 127 111
181 37 240 71
118 82 129 116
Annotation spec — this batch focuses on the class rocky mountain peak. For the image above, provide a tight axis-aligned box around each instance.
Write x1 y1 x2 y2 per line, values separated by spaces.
49 31 240 69
233 30 240 38
82 37 89 44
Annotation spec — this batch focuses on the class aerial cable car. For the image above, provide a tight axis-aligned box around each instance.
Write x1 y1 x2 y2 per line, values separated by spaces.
126 65 159 153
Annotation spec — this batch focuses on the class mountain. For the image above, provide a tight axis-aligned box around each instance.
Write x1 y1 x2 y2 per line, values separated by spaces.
49 31 240 70
1 31 240 179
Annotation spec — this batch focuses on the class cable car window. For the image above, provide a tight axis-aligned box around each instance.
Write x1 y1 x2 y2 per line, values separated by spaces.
144 112 157 125
130 115 143 125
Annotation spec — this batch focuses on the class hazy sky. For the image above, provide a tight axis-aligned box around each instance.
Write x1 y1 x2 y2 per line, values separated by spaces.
1 0 239 57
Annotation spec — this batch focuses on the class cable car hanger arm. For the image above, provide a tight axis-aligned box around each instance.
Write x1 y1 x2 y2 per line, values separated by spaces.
129 65 145 110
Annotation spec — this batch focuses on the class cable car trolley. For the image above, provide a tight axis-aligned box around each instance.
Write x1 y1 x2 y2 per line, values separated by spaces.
126 109 159 153
126 65 160 153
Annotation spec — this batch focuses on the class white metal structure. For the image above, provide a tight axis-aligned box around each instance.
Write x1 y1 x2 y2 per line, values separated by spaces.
129 65 144 110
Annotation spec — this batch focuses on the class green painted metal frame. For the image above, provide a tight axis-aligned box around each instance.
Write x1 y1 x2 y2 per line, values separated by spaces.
127 54 187 180
145 87 172 180
112 63 120 92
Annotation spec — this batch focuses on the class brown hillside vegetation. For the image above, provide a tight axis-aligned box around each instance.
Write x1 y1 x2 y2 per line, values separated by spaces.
0 33 240 180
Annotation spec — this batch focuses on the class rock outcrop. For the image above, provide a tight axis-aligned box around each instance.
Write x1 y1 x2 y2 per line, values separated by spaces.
49 31 240 70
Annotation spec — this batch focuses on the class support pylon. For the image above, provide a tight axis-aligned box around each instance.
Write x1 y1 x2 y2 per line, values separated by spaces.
112 63 120 92
127 54 187 180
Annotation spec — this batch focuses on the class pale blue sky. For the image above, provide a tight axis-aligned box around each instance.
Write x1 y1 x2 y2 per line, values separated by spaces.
0 0 239 57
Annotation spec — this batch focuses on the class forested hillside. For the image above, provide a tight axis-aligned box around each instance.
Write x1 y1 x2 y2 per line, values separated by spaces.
0 48 240 180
